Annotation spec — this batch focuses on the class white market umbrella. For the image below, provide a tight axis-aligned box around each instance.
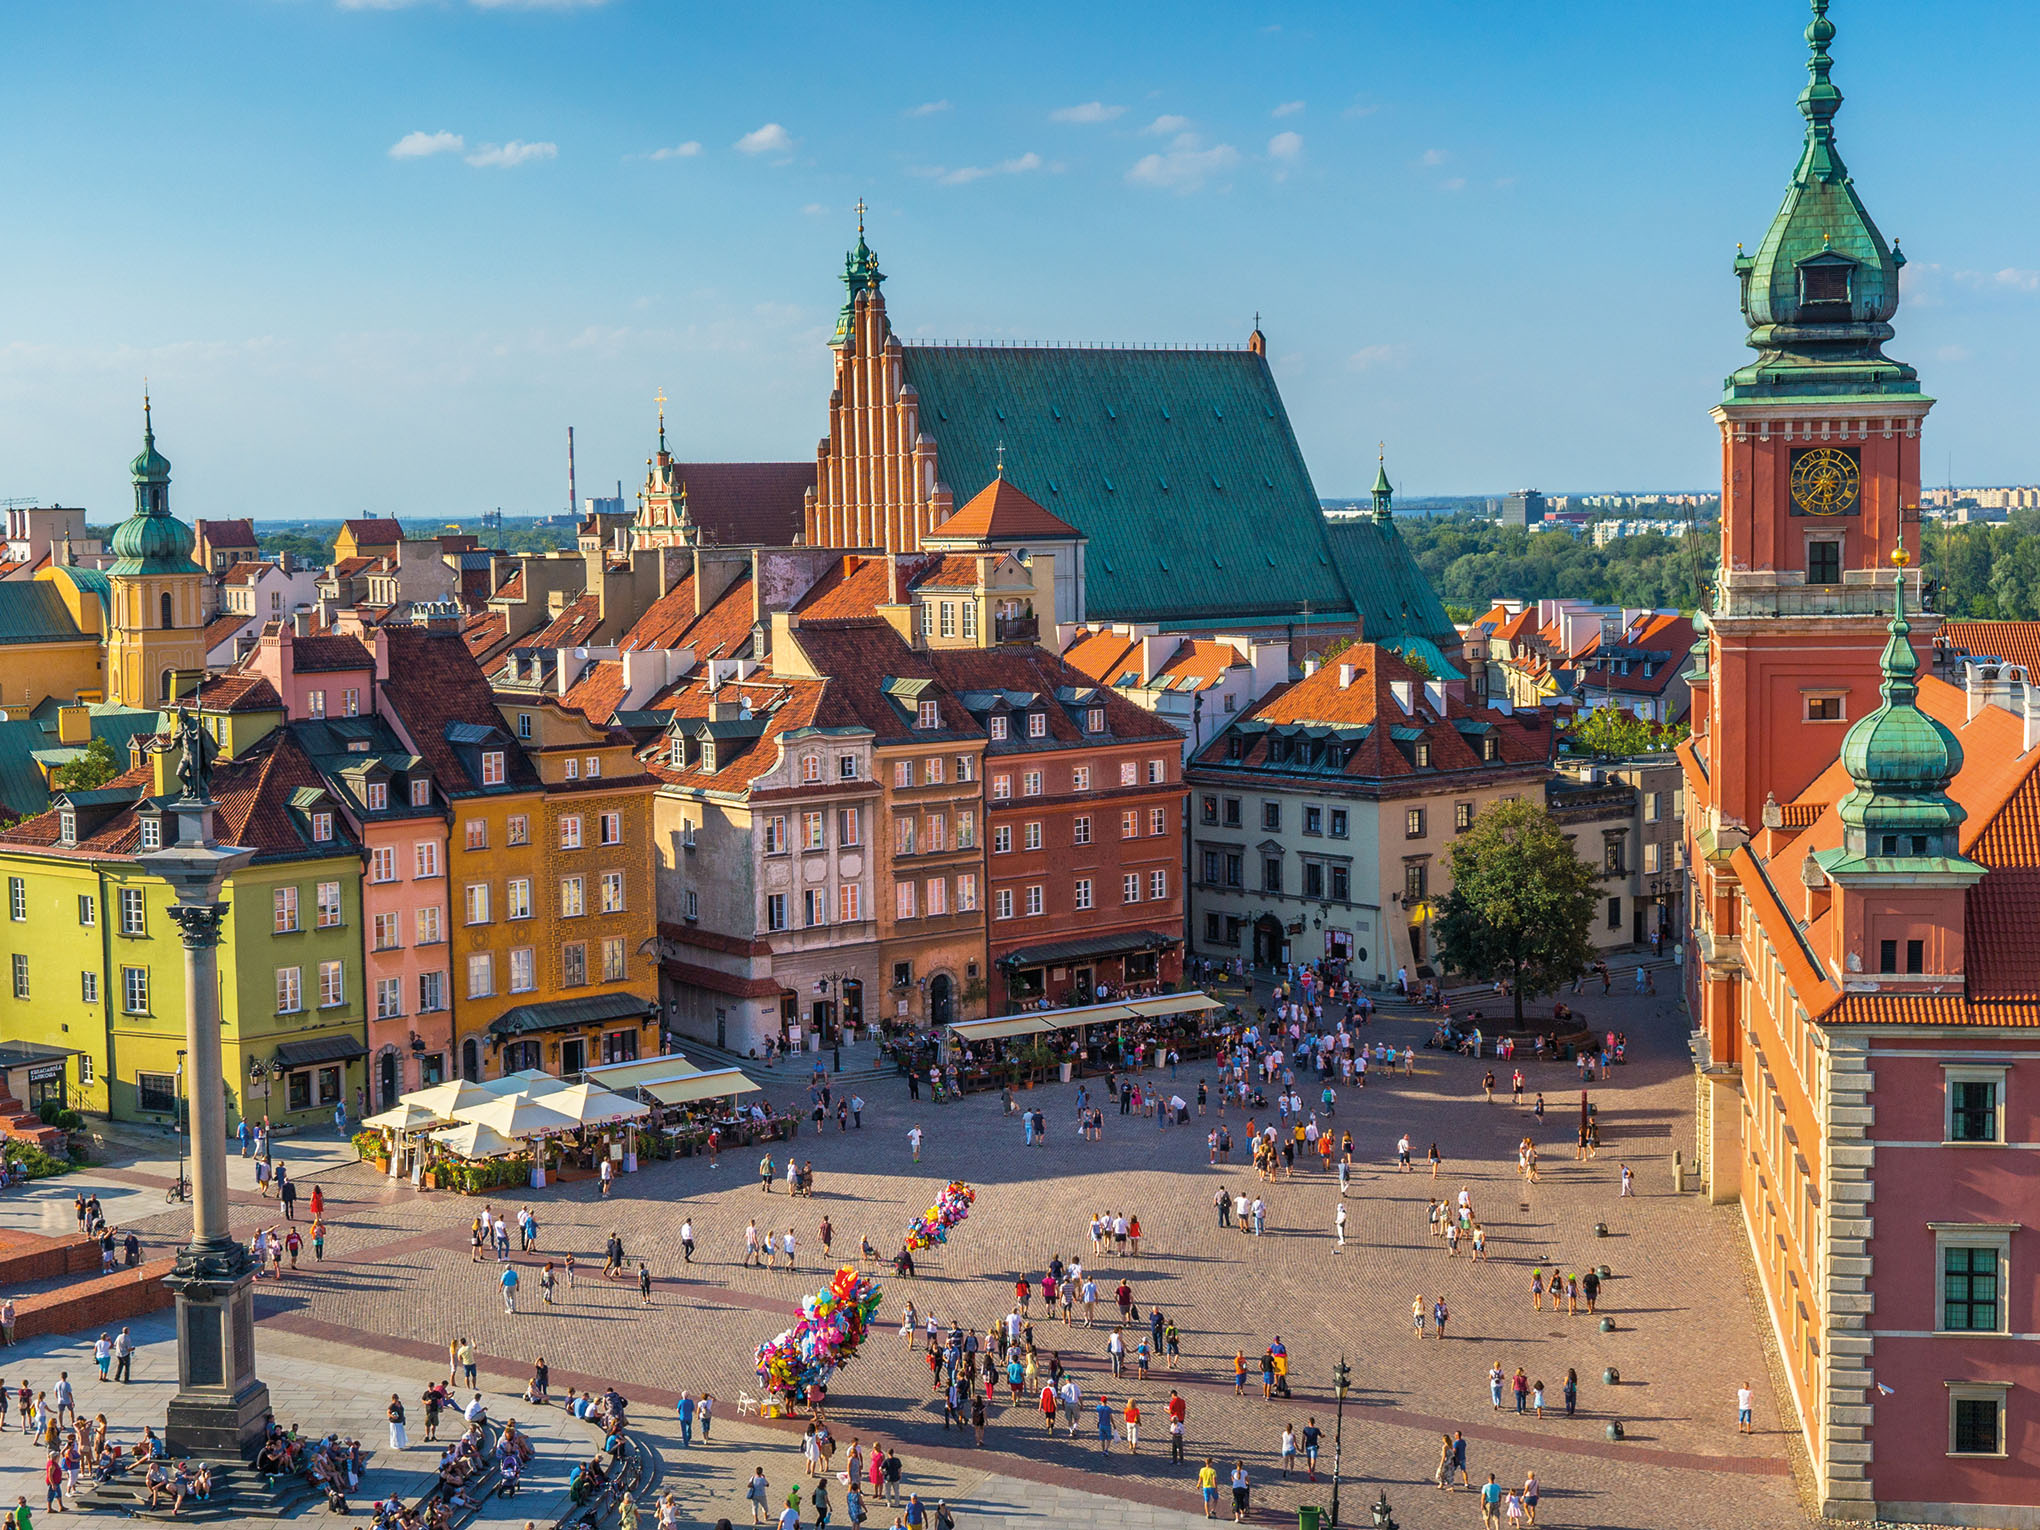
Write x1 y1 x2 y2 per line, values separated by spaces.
400 1079 494 1119
451 1092 581 1140
428 1121 523 1160
363 1101 443 1132
546 1083 650 1127
477 1069 571 1098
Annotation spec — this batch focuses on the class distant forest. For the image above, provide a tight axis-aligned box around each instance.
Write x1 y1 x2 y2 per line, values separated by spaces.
1396 514 1717 619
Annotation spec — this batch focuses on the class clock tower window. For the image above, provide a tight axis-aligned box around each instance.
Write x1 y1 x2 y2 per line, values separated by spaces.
1807 539 1843 586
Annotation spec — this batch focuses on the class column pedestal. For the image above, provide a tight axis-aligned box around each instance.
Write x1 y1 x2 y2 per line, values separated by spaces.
163 1235 271 1457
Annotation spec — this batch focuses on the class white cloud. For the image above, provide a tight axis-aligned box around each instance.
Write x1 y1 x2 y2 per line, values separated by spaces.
465 140 557 168
1272 100 1305 118
1348 344 1396 371
1127 135 1240 192
1141 114 1191 136
1343 99 1382 119
921 152 1043 187
648 142 702 160
735 122 796 156
1267 131 1303 163
1419 147 1450 167
1955 267 2040 292
1439 176 1466 192
1936 344 1973 363
801 203 827 216
389 130 465 159
1050 101 1125 124
908 100 952 117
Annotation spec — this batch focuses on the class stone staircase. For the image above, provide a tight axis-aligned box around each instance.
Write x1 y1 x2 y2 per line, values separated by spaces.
0 1083 62 1150
76 1456 319 1522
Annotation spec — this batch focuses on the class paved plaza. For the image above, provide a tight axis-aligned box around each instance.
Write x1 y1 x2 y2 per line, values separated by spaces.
5 964 1814 1529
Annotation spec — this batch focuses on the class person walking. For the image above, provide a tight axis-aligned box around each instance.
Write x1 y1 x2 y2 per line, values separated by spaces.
908 1125 923 1162
1737 1381 1755 1434
679 1219 695 1264
500 1263 519 1314
1334 1202 1347 1251
112 1327 132 1383
1197 1458 1219 1519
638 1262 654 1306
387 1394 408 1451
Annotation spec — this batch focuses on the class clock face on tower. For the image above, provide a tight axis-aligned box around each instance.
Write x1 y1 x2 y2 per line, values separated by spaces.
1789 446 1861 516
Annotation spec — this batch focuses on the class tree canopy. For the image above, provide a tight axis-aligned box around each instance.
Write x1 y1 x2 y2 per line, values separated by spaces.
1563 707 1689 759
1398 514 1716 613
50 735 121 793
1431 798 1599 1024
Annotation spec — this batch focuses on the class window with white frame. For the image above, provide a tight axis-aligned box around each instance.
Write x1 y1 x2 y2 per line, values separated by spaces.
803 811 825 852
273 886 299 933
956 809 975 847
1074 878 1092 911
1123 874 1141 903
466 952 493 998
1027 712 1045 738
366 781 387 811
312 811 334 842
991 774 1011 800
893 760 912 789
509 948 536 993
560 876 585 918
939 601 955 638
1072 815 1091 845
415 840 440 877
464 883 491 924
957 873 977 911
318 960 344 1007
1024 885 1043 916
10 954 26 1000
81 970 97 1004
1150 869 1168 899
804 888 828 928
1121 810 1138 839
992 825 1011 855
1023 770 1042 796
839 807 862 846
995 887 1013 920
801 754 821 783
838 883 861 922
1150 806 1167 835
600 871 625 913
925 755 944 785
956 754 975 782
917 700 940 730
601 811 622 845
481 751 504 786
989 715 1008 741
1945 1066 2007 1143
140 817 161 849
560 815 583 850
122 965 149 1014
316 881 342 928
370 845 396 882
411 778 432 807
276 966 302 1013
1023 821 1042 851
375 977 402 1020
77 894 94 926
1072 765 1090 791
896 881 917 920
1086 707 1104 732
373 912 400 951
926 878 947 916
507 814 529 846
119 887 146 936
840 755 859 780
416 905 443 944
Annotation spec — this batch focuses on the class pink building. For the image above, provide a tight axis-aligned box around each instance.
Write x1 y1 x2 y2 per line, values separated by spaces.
253 622 454 1105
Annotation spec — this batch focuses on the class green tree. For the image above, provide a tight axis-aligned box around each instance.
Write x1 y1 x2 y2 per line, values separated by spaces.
1564 707 1689 759
51 735 121 792
1431 799 1598 1025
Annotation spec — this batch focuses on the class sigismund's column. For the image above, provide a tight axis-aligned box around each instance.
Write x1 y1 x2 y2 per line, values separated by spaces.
139 710 268 1457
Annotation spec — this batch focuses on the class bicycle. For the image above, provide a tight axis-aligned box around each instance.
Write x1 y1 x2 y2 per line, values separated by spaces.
166 1176 190 1203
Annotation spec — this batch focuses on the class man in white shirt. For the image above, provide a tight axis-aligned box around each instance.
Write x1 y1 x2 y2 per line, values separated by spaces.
1737 1384 1755 1434
679 1219 695 1264
1334 1203 1347 1250
908 1124 923 1162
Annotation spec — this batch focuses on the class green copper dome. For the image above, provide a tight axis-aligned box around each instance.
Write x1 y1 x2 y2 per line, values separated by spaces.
831 217 886 349
110 398 199 577
1370 452 1394 522
1835 566 1964 843
1724 0 1921 404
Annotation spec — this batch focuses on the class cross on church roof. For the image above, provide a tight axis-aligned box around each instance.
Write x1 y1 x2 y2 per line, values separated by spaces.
854 198 867 236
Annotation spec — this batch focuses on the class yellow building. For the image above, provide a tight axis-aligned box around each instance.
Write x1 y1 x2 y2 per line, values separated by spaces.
102 399 206 707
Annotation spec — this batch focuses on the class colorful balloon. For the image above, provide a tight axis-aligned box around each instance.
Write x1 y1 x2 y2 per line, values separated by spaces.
753 1265 884 1401
903 1181 976 1252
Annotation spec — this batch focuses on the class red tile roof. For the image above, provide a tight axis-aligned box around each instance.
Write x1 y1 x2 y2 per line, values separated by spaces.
927 645 1183 745
930 476 1082 542
288 635 374 673
377 628 543 796
494 568 526 602
197 518 258 549
203 615 254 652
793 557 892 621
195 672 283 713
220 560 274 586
619 571 756 661
1938 620 2040 680
558 660 627 726
666 463 813 546
340 518 404 545
639 675 825 792
793 619 979 743
1060 629 1142 688
530 593 603 648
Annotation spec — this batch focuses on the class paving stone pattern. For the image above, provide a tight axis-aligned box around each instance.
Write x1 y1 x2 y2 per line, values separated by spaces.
25 969 1809 1529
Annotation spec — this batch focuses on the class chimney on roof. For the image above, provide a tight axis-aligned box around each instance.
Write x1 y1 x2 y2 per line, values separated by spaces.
1302 658 1318 678
373 626 391 684
1390 679 1413 713
292 610 313 637
1338 663 1354 690
1423 678 1446 713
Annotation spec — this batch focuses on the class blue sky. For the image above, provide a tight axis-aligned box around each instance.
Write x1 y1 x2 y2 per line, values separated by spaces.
3 0 2036 521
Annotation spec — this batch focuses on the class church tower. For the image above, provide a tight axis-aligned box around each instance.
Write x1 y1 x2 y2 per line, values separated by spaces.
631 390 698 549
106 396 206 706
1694 0 1932 836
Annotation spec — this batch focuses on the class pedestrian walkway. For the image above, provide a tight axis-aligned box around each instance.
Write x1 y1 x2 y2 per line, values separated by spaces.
0 1310 600 1526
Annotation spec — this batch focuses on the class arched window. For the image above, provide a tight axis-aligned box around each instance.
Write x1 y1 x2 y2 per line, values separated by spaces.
159 669 176 703
160 591 174 629
461 1038 480 1083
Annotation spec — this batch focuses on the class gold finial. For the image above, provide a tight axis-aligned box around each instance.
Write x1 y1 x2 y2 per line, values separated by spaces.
995 440 1006 477
1891 544 1911 568
1378 441 1385 465
854 197 867 236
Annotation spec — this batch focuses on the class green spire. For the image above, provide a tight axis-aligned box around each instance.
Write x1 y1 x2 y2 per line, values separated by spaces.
1832 553 1967 855
1370 446 1394 523
111 391 197 577
831 200 886 349
1724 0 1920 404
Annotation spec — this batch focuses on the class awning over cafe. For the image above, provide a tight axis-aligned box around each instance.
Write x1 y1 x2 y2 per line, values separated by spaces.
994 929 1181 970
273 1033 369 1069
1123 993 1227 1019
583 1055 698 1091
485 992 657 1039
948 1016 1059 1042
640 1067 761 1106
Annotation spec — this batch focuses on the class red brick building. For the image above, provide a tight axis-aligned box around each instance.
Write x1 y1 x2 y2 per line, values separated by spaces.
928 648 1186 1010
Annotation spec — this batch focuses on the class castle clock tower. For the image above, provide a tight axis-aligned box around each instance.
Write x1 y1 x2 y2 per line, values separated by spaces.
1684 0 1931 1196
106 396 206 706
1695 0 1932 835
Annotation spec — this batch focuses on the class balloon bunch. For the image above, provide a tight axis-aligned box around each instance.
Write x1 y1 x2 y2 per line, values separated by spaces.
903 1180 976 1252
753 1265 883 1401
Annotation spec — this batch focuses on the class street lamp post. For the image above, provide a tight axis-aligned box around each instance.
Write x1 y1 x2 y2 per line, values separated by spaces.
1331 1354 1351 1525
139 709 268 1458
174 1050 188 1200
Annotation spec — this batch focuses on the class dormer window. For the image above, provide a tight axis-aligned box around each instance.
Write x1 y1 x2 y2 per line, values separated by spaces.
410 778 431 807
564 758 579 781
990 715 1008 741
1800 260 1853 309
139 817 161 850
482 751 505 786
312 811 333 843
701 742 717 773
1483 734 1499 762
366 782 388 811
917 700 940 731
59 810 76 845
801 754 821 783
1086 707 1105 733
1027 712 1046 738
518 713 532 740
1415 741 1432 768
